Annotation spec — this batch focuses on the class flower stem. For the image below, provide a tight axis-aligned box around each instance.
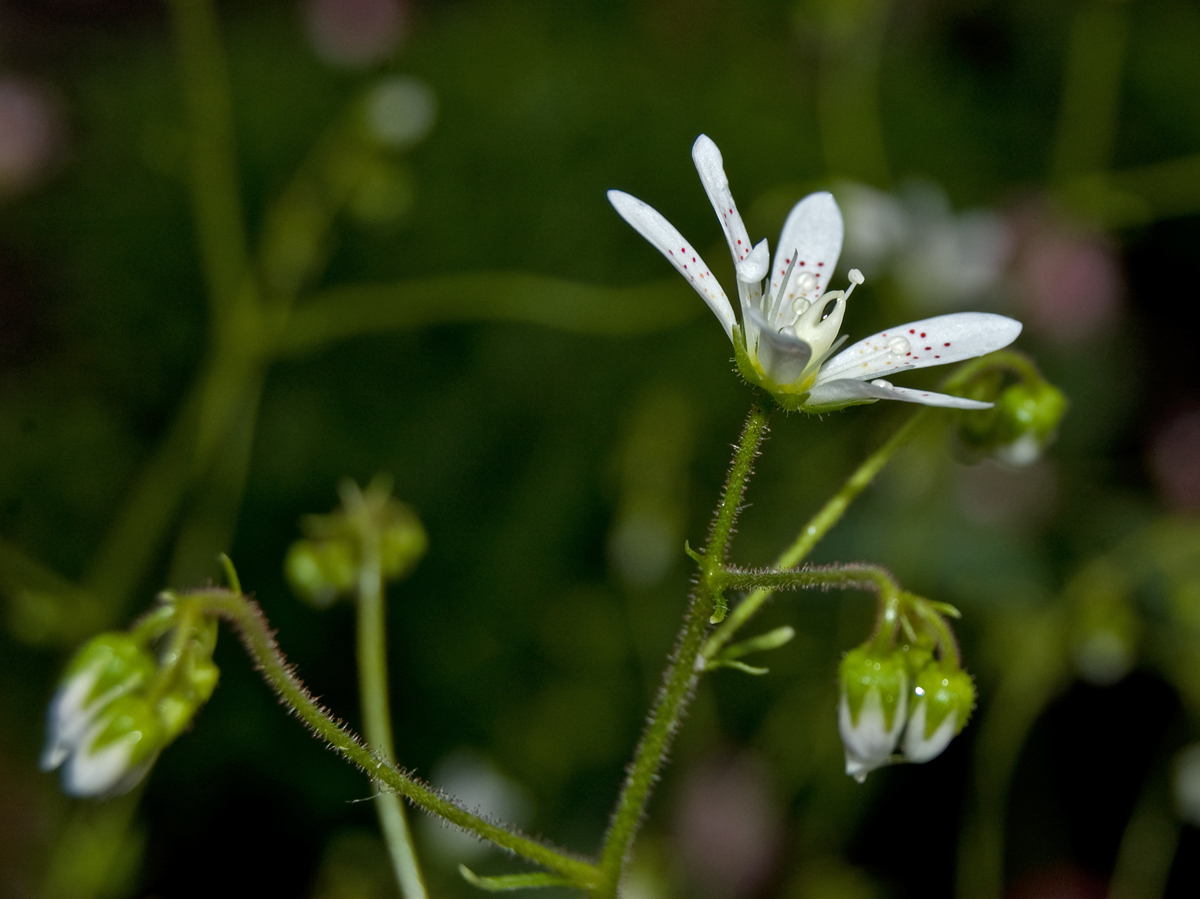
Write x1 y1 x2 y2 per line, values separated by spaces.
353 514 428 899
702 409 927 662
182 588 599 889
596 401 771 894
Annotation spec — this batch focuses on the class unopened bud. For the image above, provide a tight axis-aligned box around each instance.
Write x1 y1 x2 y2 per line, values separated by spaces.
838 645 908 782
902 662 975 764
380 511 427 580
41 633 156 776
285 537 359 607
990 382 1068 467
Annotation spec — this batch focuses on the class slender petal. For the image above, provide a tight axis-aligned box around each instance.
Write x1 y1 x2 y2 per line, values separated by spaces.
691 135 754 267
806 378 994 410
817 312 1022 383
607 189 736 338
769 192 843 328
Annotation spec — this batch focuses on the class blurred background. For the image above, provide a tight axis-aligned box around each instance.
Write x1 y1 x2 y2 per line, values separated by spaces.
2 0 1200 897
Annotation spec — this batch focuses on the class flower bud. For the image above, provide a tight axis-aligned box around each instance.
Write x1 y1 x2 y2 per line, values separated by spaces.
285 537 359 607
838 645 909 782
902 662 975 764
61 694 163 797
379 510 427 580
41 633 156 775
157 653 220 741
989 382 1068 467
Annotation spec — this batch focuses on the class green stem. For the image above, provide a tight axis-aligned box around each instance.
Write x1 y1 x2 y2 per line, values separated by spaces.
165 0 252 321
596 401 771 895
1049 0 1129 184
182 589 597 888
816 0 893 185
353 506 428 899
702 409 926 661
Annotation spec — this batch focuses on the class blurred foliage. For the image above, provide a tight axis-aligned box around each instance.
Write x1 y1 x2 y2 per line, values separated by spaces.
2 0 1200 897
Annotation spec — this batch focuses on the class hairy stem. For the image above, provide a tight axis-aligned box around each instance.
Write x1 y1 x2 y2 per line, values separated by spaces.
183 589 598 888
596 401 771 895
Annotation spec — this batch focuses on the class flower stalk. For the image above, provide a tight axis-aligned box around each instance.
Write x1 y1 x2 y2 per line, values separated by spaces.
597 400 771 895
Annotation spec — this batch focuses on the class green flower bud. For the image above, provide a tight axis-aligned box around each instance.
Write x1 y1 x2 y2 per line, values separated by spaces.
41 633 157 779
902 662 975 764
838 645 909 782
380 512 427 581
157 653 220 741
285 537 359 608
990 382 1068 467
957 379 1067 467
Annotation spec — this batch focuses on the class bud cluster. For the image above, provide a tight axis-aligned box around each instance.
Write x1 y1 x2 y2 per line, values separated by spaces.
285 477 427 608
838 603 975 781
40 606 219 797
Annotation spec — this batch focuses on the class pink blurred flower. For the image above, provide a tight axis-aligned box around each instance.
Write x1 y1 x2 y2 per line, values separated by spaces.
1149 405 1200 511
673 752 782 898
303 0 407 68
0 77 63 197
1009 208 1122 344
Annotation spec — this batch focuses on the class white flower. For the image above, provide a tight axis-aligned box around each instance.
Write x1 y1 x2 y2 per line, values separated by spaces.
608 135 1023 412
838 684 907 783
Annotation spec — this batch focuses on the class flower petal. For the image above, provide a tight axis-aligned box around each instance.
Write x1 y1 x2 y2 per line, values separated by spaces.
608 189 736 339
806 377 994 410
691 135 754 268
816 312 1022 383
747 306 812 384
769 192 843 328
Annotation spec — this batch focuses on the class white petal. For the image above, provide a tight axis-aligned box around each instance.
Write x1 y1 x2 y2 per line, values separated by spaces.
747 306 812 385
691 135 755 268
816 312 1022 383
838 687 906 782
807 378 994 410
902 703 958 764
769 192 844 327
41 664 106 772
737 238 770 284
608 189 736 339
61 731 140 797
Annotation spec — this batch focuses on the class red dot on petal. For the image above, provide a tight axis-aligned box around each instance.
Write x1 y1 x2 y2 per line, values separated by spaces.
920 332 926 337
944 342 951 347
909 329 916 334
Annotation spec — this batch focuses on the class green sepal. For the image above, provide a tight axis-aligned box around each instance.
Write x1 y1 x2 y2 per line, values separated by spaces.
64 633 157 707
731 327 810 412
839 644 909 731
731 324 879 413
458 865 573 892
90 695 163 765
913 663 975 738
